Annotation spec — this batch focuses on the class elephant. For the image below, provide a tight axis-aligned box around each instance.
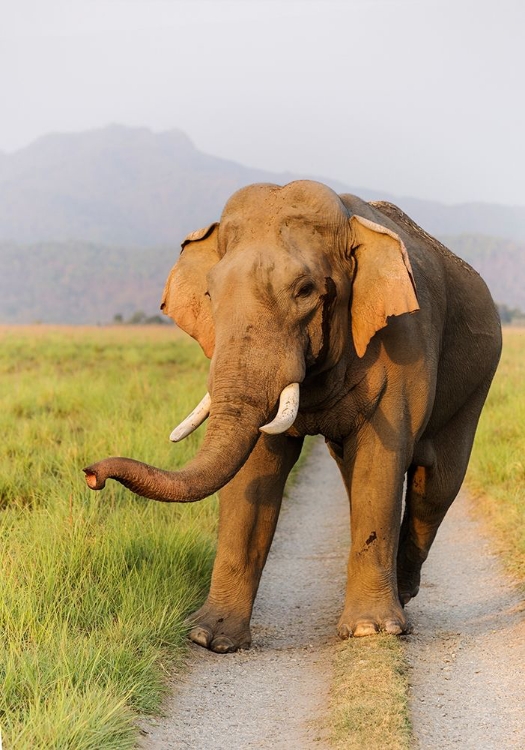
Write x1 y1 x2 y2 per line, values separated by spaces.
84 180 501 653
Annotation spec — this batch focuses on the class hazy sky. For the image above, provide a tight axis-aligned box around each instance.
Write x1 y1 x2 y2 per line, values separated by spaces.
1 0 524 205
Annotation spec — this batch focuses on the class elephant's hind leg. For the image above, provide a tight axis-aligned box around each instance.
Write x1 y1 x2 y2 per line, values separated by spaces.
397 388 490 605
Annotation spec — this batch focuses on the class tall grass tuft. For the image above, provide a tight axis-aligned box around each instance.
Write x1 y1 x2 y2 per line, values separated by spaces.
0 326 217 748
467 327 525 578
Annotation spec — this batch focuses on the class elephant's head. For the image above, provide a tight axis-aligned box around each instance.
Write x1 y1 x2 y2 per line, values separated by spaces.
84 181 418 501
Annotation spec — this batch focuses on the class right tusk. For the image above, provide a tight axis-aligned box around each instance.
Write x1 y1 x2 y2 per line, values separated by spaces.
260 383 300 435
170 393 211 442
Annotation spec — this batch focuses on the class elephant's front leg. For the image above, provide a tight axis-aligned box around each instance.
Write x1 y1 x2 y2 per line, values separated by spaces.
337 426 407 638
188 433 303 653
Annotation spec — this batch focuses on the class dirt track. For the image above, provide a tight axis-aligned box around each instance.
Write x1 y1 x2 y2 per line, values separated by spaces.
407 491 525 748
139 440 525 749
139 439 349 749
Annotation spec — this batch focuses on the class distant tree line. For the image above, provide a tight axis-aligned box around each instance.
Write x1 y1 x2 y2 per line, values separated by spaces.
114 304 524 327
496 303 525 324
113 310 171 325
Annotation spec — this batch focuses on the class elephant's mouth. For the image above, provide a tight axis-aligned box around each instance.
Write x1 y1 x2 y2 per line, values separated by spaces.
169 383 301 443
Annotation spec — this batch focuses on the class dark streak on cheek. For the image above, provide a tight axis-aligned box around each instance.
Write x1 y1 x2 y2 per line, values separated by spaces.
308 276 337 369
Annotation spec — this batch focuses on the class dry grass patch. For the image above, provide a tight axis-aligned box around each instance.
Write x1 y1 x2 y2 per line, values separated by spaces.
328 635 411 749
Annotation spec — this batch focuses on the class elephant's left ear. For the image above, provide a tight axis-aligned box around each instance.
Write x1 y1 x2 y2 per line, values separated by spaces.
161 223 219 358
349 215 419 357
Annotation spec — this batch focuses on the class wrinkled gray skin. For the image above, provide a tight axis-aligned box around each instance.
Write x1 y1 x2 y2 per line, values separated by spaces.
84 181 501 653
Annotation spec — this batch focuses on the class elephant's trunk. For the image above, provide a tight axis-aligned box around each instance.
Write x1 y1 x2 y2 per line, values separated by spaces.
84 325 305 503
83 397 265 502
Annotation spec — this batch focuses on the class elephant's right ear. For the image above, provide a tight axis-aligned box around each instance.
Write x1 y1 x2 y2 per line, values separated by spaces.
161 223 219 358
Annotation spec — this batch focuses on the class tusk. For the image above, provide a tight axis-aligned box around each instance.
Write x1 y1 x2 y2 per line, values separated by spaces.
259 383 300 435
170 393 211 442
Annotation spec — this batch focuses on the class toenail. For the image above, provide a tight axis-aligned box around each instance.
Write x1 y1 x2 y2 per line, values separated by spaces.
353 622 379 637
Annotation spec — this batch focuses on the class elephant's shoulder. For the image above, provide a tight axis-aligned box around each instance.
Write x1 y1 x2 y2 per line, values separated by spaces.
369 201 477 277
369 200 433 241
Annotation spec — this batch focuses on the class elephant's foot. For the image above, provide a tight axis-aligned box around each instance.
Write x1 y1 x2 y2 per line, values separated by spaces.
397 566 421 606
186 604 252 654
397 547 424 605
337 599 407 639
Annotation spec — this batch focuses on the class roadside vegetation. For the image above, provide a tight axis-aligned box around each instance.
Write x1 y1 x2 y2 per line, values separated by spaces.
328 636 411 749
466 327 525 578
0 326 216 749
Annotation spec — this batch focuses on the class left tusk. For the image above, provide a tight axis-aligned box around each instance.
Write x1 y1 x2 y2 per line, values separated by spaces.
170 393 211 442
259 383 300 435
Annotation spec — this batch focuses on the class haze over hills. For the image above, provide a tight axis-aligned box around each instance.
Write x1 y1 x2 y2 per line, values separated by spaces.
3 124 525 245
0 125 524 323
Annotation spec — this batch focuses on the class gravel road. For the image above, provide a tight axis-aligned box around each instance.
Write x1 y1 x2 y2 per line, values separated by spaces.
406 491 525 749
139 438 349 749
139 441 525 749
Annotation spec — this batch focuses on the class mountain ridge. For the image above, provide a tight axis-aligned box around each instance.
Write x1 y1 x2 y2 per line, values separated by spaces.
0 125 523 324
1 124 525 246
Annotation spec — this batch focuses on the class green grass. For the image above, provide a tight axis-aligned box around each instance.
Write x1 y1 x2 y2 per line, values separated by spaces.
466 327 525 578
0 326 217 748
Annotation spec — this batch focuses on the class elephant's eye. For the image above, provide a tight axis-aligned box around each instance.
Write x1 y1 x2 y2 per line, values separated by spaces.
204 290 211 299
295 281 316 299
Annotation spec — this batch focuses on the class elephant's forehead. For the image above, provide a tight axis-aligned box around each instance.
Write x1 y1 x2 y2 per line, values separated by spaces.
209 234 332 300
221 215 337 254
221 180 346 230
213 243 313 281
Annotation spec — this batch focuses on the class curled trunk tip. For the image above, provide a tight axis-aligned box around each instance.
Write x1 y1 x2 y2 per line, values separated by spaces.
83 465 106 490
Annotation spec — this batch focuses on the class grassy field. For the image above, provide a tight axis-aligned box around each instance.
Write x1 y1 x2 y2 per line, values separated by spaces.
1 324 522 749
0 325 217 749
466 327 525 577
